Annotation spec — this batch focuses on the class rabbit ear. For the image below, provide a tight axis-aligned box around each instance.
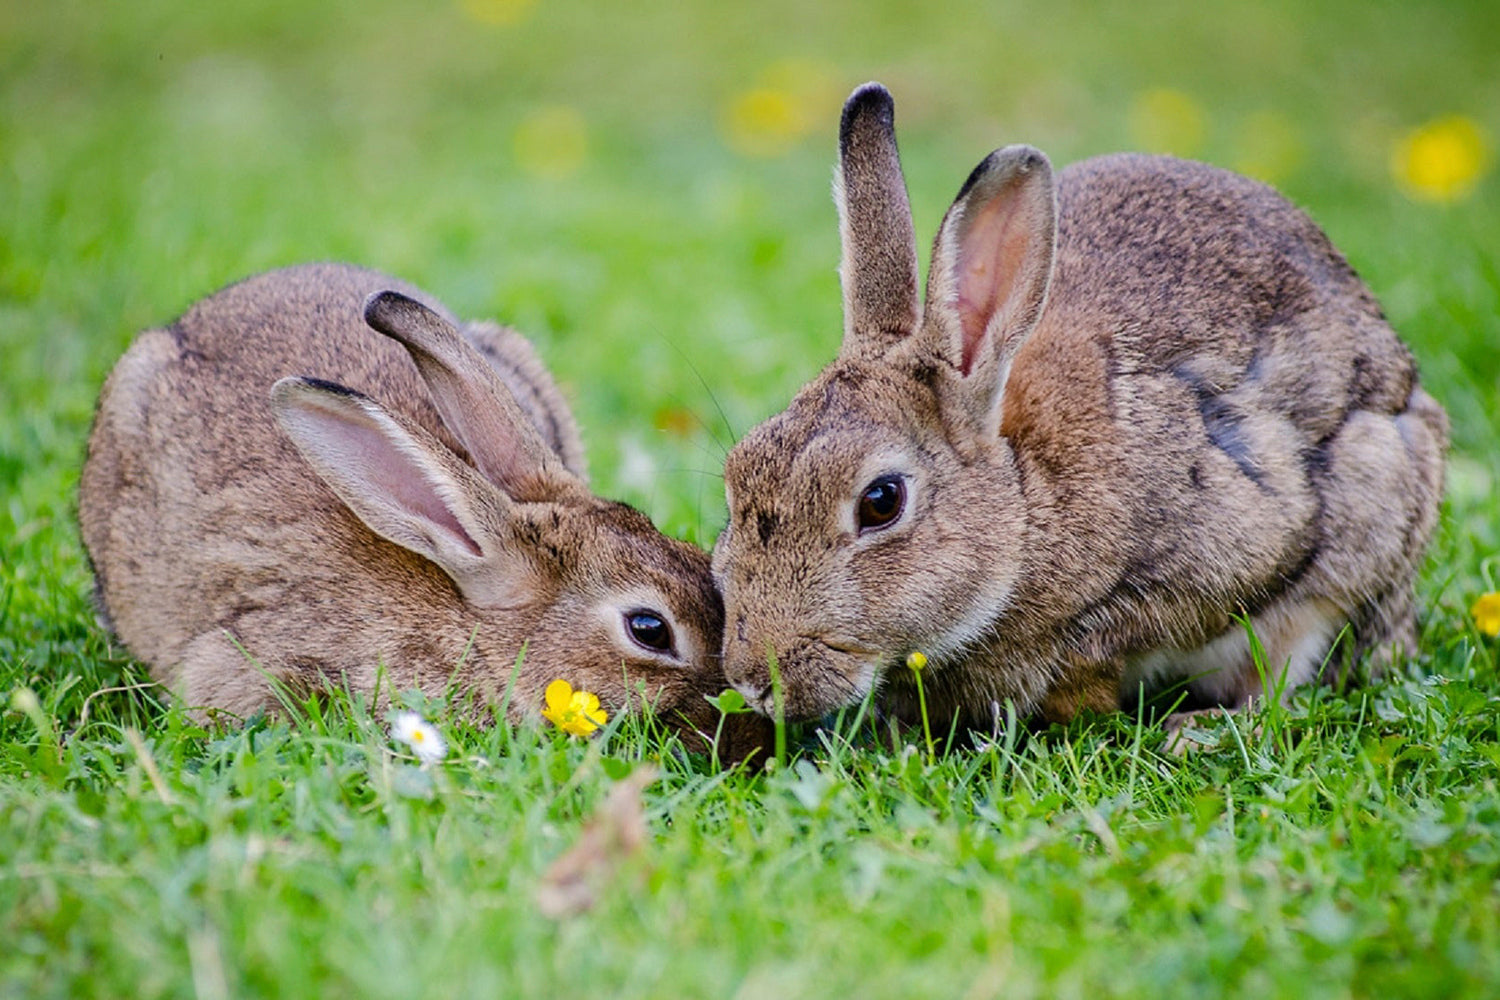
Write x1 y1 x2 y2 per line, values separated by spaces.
363 291 573 502
835 82 920 362
271 377 542 610
460 320 590 484
920 145 1057 436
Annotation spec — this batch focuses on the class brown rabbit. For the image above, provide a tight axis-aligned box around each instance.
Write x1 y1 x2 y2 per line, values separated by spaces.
79 263 765 759
714 84 1448 733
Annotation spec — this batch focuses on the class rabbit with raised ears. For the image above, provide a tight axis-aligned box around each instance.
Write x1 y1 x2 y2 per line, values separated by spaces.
713 83 1447 732
80 263 767 760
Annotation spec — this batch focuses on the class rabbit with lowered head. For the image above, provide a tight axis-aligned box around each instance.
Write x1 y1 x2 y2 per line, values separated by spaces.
713 84 1447 732
81 263 765 758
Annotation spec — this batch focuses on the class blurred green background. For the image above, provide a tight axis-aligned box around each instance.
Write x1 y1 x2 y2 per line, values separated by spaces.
3 0 1495 551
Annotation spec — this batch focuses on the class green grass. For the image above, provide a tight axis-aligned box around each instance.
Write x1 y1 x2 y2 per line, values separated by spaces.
4 0 1499 996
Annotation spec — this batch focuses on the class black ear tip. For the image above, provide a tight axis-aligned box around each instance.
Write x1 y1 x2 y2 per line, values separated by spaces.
954 144 1053 201
847 81 893 105
269 375 366 413
272 374 362 398
300 376 364 398
840 81 896 145
362 289 422 331
1007 144 1051 172
955 153 995 202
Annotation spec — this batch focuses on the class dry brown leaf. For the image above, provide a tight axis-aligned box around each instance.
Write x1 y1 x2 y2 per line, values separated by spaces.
536 766 658 919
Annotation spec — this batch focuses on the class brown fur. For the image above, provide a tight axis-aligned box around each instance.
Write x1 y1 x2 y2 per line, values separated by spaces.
835 84 920 360
714 84 1447 730
460 319 588 480
79 263 768 760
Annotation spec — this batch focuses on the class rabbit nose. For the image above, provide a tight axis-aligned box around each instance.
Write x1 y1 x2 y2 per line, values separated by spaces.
734 680 775 715
723 635 775 710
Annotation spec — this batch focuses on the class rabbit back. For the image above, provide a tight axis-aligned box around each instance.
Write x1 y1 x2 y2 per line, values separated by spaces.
80 265 485 705
996 154 1447 709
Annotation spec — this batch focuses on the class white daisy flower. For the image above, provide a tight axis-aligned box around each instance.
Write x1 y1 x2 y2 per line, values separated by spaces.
393 711 447 764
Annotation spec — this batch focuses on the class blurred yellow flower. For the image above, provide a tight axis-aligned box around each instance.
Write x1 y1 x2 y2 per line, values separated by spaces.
543 679 608 736
652 405 697 438
1128 88 1205 158
1471 592 1500 637
724 88 803 157
906 650 928 673
1232 109 1303 184
721 59 837 158
1392 115 1491 203
513 106 589 179
458 0 534 27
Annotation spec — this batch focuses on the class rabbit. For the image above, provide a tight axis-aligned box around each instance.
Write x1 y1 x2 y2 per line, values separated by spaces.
79 262 767 760
712 83 1448 734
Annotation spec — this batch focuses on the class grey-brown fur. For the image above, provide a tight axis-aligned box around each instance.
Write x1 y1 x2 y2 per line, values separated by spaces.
835 83 920 361
714 84 1447 730
460 319 588 479
79 263 766 758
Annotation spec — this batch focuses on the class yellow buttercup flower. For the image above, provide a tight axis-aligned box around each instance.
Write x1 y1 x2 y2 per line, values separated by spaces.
1392 115 1491 203
906 651 928 673
542 679 608 736
1471 592 1500 637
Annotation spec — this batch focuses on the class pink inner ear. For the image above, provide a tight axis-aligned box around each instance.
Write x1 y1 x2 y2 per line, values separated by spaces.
319 412 484 558
955 193 1031 377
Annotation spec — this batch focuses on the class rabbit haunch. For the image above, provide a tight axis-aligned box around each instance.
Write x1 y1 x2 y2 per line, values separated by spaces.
713 83 1447 728
79 263 759 753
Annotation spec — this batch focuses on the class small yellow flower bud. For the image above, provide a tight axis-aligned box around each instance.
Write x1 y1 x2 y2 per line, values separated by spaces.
906 651 928 673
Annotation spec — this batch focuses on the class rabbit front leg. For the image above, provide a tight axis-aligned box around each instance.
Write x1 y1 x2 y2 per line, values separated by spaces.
1037 653 1124 724
175 628 292 723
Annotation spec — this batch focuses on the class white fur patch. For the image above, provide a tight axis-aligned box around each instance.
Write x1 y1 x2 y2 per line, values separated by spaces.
1121 597 1344 707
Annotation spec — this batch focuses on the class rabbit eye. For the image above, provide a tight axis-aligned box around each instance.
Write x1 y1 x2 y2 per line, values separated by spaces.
857 475 906 533
625 610 675 654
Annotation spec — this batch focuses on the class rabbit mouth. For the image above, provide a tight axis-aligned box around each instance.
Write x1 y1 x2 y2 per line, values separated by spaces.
807 635 879 658
729 636 881 719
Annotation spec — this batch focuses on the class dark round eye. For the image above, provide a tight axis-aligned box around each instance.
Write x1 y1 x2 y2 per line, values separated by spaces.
625 610 675 654
857 475 906 533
